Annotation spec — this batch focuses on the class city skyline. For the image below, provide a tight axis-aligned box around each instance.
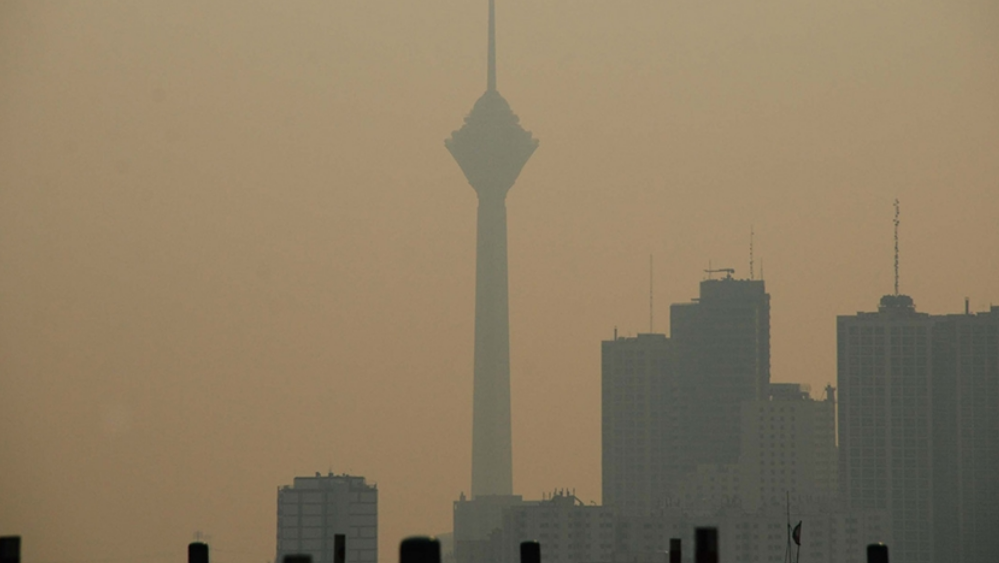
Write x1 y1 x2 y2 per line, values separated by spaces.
2 0 997 562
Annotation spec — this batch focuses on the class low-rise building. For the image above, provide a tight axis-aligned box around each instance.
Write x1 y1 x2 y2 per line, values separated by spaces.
276 472 377 563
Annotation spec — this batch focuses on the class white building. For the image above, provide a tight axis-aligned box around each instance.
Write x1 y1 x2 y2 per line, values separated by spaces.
276 473 377 563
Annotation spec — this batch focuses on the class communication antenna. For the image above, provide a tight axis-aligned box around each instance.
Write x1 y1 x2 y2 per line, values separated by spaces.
487 0 497 91
749 226 755 280
893 199 900 296
649 254 654 333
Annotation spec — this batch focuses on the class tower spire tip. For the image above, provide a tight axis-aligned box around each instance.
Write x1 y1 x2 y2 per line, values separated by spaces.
488 0 496 91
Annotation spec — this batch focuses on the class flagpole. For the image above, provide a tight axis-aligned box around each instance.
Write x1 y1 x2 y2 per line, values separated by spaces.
784 492 790 563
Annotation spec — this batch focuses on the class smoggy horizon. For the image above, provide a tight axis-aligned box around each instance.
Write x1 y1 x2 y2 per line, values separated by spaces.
1 1 997 561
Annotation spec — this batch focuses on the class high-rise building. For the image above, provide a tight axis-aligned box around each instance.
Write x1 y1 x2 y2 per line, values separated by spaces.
275 473 377 563
446 0 538 500
739 383 838 512
671 275 771 468
601 333 676 515
838 295 937 563
601 274 770 516
929 307 999 563
671 383 837 514
838 295 999 563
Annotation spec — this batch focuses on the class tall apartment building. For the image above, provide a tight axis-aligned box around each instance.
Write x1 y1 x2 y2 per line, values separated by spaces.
601 333 676 515
602 274 770 516
671 275 771 468
276 473 377 563
838 296 999 563
672 383 837 514
930 307 999 563
838 295 937 563
739 383 838 512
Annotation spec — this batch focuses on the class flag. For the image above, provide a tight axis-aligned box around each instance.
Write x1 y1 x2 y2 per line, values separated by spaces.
792 521 802 546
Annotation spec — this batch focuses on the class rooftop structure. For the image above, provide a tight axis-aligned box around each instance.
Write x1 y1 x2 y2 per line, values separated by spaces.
275 473 377 563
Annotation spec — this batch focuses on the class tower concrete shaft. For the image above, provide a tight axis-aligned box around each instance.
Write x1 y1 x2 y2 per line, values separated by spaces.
471 193 512 496
445 0 538 498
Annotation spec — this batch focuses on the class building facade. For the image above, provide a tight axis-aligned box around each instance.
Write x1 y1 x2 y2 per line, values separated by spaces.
602 274 771 516
276 473 377 563
495 491 615 563
739 383 838 512
609 505 890 563
601 333 676 516
838 296 999 563
670 275 771 469
929 308 999 563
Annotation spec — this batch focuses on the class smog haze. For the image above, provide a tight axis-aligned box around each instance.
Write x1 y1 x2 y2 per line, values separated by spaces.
1 0 997 561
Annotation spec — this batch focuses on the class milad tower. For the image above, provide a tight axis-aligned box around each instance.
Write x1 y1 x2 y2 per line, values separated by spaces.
446 0 537 498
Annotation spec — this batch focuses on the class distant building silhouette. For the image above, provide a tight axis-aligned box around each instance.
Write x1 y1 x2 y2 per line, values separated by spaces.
598 273 894 563
466 495 889 563
496 491 614 563
838 296 999 563
669 383 838 513
671 275 771 470
601 332 675 516
275 473 377 563
737 383 838 512
454 493 528 563
602 273 771 515
445 0 537 500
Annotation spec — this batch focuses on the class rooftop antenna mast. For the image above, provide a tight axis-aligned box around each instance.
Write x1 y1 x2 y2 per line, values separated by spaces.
649 254 654 333
750 226 755 280
894 199 900 296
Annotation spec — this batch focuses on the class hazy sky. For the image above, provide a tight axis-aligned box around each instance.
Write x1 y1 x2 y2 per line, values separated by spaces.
1 1 997 561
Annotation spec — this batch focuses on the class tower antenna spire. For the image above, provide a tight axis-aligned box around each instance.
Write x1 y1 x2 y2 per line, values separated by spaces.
894 199 900 296
487 0 497 91
750 225 755 280
649 254 654 333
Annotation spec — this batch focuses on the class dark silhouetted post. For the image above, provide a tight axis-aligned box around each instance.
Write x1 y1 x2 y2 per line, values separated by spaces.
334 534 346 563
400 537 440 563
867 543 889 563
520 541 540 563
669 538 681 563
188 542 209 563
0 537 20 563
283 556 312 563
694 527 718 563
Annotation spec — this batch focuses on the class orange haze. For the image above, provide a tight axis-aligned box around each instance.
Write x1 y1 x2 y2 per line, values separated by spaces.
1 1 997 561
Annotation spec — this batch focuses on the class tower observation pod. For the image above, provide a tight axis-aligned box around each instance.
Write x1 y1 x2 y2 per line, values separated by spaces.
445 0 538 498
